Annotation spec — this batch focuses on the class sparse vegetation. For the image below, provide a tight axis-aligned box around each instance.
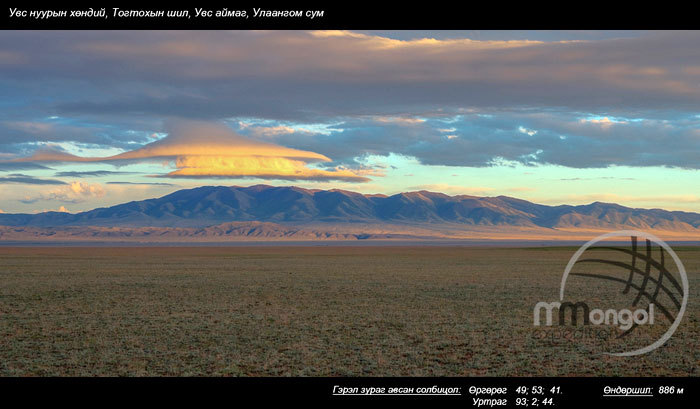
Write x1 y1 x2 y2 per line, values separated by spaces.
0 246 697 376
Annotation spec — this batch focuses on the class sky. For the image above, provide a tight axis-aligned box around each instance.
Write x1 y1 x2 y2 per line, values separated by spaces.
0 30 699 214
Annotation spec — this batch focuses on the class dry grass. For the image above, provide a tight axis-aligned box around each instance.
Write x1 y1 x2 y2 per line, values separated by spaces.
0 246 697 376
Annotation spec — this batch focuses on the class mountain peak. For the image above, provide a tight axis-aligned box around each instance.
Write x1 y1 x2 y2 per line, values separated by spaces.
0 185 698 234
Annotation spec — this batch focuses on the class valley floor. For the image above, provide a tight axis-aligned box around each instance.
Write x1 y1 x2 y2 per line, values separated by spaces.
0 246 698 376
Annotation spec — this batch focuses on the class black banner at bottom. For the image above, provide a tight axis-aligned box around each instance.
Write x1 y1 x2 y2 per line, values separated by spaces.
0 377 695 406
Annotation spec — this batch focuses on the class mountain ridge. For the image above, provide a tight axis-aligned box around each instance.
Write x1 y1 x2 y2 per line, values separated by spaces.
0 185 698 240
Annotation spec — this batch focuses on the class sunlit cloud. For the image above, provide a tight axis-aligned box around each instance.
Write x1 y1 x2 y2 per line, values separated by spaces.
518 126 538 136
307 30 551 50
15 120 370 182
20 181 105 204
1 31 700 213
372 116 426 125
579 116 628 129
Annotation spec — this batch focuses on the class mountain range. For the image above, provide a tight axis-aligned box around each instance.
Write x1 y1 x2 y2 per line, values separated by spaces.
1 185 699 242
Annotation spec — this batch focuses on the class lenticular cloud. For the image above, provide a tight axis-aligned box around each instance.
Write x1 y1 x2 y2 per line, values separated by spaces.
14 120 369 182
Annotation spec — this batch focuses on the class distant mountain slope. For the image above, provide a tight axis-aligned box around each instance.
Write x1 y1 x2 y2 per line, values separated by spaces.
1 185 699 236
0 222 414 242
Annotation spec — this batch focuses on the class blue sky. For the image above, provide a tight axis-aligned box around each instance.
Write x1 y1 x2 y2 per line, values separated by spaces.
0 30 699 213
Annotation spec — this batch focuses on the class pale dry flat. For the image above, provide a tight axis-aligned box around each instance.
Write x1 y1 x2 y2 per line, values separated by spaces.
0 246 697 376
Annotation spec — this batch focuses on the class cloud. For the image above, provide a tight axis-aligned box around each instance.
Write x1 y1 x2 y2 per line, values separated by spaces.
0 162 52 171
2 31 700 173
4 31 700 126
0 174 67 185
372 116 426 125
17 120 370 182
106 181 176 186
518 126 537 136
243 110 700 169
20 181 105 204
241 125 302 136
0 120 150 150
54 170 136 177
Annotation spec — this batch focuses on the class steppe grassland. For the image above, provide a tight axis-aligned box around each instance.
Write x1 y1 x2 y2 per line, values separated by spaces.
0 246 697 376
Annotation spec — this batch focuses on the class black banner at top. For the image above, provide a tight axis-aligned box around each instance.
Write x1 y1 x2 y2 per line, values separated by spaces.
1 4 699 30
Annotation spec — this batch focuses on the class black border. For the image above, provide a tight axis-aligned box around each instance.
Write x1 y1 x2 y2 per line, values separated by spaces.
1 3 698 405
2 4 700 30
1 377 696 405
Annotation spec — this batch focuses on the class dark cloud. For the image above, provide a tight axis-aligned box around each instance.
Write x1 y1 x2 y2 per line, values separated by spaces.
0 175 66 185
3 31 700 118
106 181 176 186
0 162 52 171
54 170 136 177
241 111 700 169
2 31 700 170
0 120 161 155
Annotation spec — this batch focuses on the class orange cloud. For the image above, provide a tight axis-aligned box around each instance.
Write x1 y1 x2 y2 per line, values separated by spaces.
307 30 548 50
17 120 369 182
21 181 105 204
169 155 367 181
579 116 627 129
372 116 426 125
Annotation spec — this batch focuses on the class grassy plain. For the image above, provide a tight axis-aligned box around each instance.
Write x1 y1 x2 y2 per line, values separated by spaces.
0 246 697 376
